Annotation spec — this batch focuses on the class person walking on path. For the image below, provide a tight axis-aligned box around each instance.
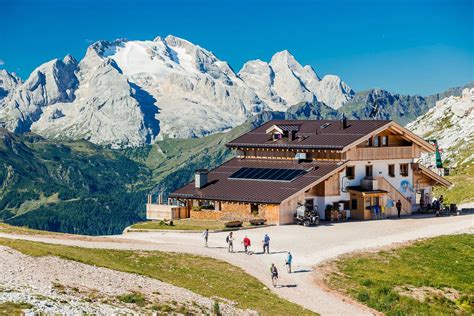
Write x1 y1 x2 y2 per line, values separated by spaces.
202 229 209 247
242 235 251 254
262 233 270 254
270 263 279 288
396 200 402 218
226 232 234 253
285 252 293 273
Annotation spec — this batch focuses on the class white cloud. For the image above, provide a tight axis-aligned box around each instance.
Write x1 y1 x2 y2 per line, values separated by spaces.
0 59 5 66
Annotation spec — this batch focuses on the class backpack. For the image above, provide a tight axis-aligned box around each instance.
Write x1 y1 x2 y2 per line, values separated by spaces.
226 235 229 243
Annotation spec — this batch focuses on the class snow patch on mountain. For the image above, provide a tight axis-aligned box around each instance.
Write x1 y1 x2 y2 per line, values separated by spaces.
408 88 474 167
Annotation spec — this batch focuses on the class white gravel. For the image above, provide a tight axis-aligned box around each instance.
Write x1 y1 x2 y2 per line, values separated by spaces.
0 246 254 315
1 214 472 315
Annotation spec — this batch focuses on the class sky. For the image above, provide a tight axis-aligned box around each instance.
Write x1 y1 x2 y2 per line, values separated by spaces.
0 0 472 95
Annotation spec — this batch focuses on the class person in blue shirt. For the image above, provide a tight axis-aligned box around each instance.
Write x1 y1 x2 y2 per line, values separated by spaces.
262 233 270 254
285 251 293 273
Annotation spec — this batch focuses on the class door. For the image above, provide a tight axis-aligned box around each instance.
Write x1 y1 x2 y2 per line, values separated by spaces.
366 165 373 177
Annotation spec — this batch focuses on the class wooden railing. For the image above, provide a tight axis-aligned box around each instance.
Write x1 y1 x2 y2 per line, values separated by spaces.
346 146 413 160
377 177 412 216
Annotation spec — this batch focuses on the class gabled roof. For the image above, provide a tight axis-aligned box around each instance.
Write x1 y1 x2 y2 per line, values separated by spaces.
227 119 436 153
227 119 392 150
417 164 452 187
169 158 346 204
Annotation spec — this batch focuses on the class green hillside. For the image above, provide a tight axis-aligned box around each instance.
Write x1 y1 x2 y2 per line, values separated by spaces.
0 129 150 235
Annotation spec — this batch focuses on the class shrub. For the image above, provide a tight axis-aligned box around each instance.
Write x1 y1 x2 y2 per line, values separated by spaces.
225 221 243 228
249 218 267 225
117 292 148 307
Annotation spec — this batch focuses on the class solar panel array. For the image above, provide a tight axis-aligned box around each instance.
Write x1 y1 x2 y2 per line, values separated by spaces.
229 167 307 182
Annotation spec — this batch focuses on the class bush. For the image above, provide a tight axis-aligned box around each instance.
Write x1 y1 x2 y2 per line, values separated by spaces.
249 218 266 225
192 206 202 211
117 292 148 307
225 221 243 228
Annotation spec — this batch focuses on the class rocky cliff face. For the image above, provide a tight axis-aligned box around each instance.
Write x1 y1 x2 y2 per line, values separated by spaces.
0 70 22 100
238 50 354 111
407 88 474 167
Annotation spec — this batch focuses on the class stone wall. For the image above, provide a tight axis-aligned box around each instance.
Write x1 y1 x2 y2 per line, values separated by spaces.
190 202 280 224
190 210 221 220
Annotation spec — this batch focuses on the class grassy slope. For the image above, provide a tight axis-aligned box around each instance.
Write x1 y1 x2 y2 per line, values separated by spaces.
0 302 33 315
326 234 473 315
130 219 228 231
433 143 474 205
0 238 314 315
125 121 253 196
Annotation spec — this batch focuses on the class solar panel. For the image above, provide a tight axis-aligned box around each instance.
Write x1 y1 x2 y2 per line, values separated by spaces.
229 167 307 182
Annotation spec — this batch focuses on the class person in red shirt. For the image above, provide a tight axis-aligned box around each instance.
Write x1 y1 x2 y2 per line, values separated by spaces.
243 236 251 254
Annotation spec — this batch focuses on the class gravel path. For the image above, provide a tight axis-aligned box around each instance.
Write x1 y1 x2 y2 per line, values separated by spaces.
1 214 472 315
0 246 253 315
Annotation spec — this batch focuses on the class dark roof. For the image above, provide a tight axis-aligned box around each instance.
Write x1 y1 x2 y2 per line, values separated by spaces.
227 119 391 150
169 158 345 204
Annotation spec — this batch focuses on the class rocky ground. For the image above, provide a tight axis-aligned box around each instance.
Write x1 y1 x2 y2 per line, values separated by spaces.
0 246 254 315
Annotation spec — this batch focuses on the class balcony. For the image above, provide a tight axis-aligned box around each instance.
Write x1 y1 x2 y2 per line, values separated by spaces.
346 146 414 160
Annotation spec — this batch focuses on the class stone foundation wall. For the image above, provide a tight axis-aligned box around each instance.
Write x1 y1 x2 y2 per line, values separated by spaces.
190 210 221 220
190 202 280 224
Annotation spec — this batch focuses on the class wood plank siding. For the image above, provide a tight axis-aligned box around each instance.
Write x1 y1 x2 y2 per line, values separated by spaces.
345 146 419 160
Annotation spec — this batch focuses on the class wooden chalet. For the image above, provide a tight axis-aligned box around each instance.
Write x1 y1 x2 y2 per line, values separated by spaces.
166 119 451 224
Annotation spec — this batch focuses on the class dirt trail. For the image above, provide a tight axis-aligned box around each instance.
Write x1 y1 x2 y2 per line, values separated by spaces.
1 214 472 315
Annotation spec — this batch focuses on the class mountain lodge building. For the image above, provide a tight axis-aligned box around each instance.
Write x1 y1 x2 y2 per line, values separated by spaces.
161 119 451 224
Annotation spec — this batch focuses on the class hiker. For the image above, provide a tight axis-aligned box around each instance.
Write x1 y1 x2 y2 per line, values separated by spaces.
285 252 293 273
439 195 444 207
262 233 270 254
396 200 402 218
242 235 251 254
202 229 209 247
226 232 234 253
270 263 278 287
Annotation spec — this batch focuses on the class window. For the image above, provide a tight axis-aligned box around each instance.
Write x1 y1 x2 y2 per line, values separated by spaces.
346 166 355 179
251 204 259 215
374 136 380 147
382 135 388 146
400 163 409 177
351 199 358 210
388 164 395 177
366 165 373 177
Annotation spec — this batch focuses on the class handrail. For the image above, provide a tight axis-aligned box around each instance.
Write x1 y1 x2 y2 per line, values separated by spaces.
377 177 412 214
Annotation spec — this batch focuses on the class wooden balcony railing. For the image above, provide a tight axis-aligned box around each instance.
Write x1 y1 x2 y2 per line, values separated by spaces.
345 146 414 160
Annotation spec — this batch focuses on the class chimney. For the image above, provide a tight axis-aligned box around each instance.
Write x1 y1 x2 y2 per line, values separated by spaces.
289 130 295 141
195 169 209 189
340 114 348 129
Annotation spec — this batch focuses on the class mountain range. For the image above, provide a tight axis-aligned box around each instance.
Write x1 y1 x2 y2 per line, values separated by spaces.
3 34 469 148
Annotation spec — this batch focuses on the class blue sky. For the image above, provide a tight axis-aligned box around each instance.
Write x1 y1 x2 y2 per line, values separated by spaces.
1 0 472 95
